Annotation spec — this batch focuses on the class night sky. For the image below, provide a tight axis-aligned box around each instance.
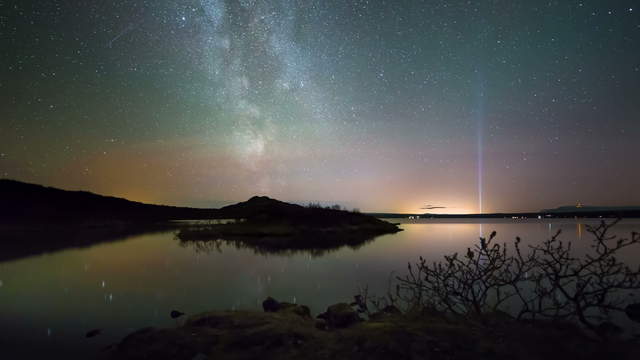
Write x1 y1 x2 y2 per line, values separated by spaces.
1 0 639 213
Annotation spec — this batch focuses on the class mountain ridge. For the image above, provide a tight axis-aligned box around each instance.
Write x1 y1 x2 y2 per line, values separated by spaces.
0 179 219 221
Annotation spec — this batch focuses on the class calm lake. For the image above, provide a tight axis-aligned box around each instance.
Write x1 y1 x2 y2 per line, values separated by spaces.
1 219 640 357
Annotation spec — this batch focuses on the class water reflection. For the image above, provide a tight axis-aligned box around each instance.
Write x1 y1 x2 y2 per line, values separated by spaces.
177 234 378 257
578 221 583 239
0 219 639 358
0 222 179 262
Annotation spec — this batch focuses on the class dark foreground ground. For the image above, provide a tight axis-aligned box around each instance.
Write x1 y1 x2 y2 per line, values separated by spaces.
105 299 640 360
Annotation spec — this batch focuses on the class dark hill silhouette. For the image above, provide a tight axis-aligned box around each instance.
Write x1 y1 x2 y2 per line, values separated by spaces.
0 180 401 261
219 195 301 219
0 179 218 222
178 195 402 247
0 180 399 228
542 205 640 214
218 196 397 229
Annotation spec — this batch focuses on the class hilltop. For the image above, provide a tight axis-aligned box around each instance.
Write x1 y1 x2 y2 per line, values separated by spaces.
0 180 401 259
0 179 218 222
219 196 397 230
0 180 400 229
177 196 402 250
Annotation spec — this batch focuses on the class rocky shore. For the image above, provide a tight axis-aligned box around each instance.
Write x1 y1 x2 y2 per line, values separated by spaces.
106 298 640 360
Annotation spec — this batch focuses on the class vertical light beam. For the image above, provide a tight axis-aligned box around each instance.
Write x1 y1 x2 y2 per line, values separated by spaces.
475 72 486 216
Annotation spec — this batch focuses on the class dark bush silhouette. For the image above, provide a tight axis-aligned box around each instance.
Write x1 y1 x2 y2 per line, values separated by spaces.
384 220 640 336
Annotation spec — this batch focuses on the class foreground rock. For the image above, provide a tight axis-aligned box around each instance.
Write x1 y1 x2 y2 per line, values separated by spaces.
262 297 311 319
106 299 640 360
317 303 361 328
625 302 640 323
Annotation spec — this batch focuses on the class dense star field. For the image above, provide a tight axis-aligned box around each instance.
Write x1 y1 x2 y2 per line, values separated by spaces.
1 0 639 213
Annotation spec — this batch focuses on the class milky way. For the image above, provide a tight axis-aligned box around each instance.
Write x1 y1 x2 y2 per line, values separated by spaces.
1 0 639 212
195 0 328 175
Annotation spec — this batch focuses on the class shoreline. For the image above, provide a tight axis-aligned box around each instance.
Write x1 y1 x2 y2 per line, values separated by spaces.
105 297 640 360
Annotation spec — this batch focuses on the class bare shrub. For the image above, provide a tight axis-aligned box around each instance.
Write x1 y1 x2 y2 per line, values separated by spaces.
392 219 640 334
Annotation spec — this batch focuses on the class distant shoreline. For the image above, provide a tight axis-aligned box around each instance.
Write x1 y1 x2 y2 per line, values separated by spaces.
369 209 640 219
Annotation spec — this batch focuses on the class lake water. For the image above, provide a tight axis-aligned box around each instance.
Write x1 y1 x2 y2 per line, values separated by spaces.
1 219 640 358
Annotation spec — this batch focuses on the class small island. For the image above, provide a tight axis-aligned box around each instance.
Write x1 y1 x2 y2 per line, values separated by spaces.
177 196 402 251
